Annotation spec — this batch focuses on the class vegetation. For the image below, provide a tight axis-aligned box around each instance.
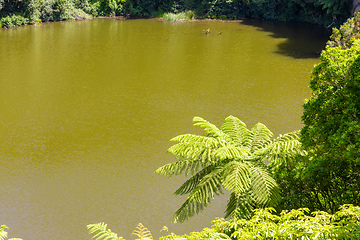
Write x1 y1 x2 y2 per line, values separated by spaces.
162 11 195 21
328 11 360 49
271 14 360 214
0 15 28 28
86 204 360 239
4 3 360 240
155 116 304 222
161 204 360 240
0 225 21 240
0 0 353 28
87 222 152 240
300 39 360 212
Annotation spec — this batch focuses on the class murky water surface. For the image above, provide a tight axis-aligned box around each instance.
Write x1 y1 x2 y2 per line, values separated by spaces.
0 18 328 239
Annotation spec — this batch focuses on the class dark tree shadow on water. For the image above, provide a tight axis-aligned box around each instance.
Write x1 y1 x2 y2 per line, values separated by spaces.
241 19 331 59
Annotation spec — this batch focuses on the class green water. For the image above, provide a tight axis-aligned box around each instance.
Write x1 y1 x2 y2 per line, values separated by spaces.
0 18 328 239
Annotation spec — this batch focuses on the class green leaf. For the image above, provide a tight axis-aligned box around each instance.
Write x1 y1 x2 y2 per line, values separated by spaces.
221 161 251 194
87 223 124 240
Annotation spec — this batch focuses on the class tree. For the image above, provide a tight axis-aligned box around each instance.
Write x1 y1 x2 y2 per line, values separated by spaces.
301 40 360 212
327 12 360 49
155 116 304 223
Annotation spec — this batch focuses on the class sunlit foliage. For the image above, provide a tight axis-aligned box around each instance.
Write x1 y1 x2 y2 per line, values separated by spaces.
156 116 304 222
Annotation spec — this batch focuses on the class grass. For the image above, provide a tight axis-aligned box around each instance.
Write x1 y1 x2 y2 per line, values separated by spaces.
162 10 195 21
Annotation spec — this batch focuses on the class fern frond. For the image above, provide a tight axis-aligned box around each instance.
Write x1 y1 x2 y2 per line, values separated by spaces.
173 168 224 223
248 123 273 152
132 223 153 240
193 117 225 139
155 158 204 177
254 130 306 164
213 145 250 160
225 192 253 220
250 165 280 207
173 198 208 223
174 164 218 195
168 135 219 164
87 223 124 240
187 168 224 203
155 160 189 177
220 115 251 146
221 161 251 194
0 225 7 240
170 134 218 146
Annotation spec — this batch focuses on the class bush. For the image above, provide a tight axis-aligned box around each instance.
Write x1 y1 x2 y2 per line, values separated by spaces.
87 205 360 240
327 11 360 49
160 205 360 239
0 15 28 28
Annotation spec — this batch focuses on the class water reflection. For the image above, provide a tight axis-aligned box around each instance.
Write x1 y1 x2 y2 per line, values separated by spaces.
241 19 330 58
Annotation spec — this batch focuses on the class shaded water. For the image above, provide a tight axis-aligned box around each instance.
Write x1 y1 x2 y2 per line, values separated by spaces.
0 18 328 239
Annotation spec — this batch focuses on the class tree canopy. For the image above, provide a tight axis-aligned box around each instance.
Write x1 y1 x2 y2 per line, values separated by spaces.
299 39 360 212
0 0 353 28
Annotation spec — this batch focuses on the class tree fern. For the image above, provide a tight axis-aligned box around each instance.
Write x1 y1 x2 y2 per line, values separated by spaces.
156 116 305 222
87 223 124 240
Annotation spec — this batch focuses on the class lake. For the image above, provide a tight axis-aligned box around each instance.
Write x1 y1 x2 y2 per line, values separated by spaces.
0 18 328 239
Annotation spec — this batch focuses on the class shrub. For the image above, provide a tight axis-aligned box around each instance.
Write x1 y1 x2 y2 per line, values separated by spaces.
0 15 28 28
162 10 195 21
327 11 360 49
87 205 360 240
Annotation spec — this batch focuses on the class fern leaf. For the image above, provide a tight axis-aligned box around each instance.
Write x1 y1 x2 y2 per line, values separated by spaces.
248 123 273 152
225 192 253 220
213 145 250 160
193 117 224 139
173 198 208 223
155 159 203 177
168 138 218 165
167 134 221 166
188 168 224 203
254 130 306 164
250 165 280 207
174 164 218 195
132 223 153 240
170 134 218 147
221 161 251 194
87 223 124 240
173 168 224 223
220 115 251 146
0 226 7 240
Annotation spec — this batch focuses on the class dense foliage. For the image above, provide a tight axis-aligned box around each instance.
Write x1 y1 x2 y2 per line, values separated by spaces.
87 204 360 239
301 39 360 212
272 38 360 214
0 0 353 28
156 116 304 222
161 204 360 239
328 11 360 49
